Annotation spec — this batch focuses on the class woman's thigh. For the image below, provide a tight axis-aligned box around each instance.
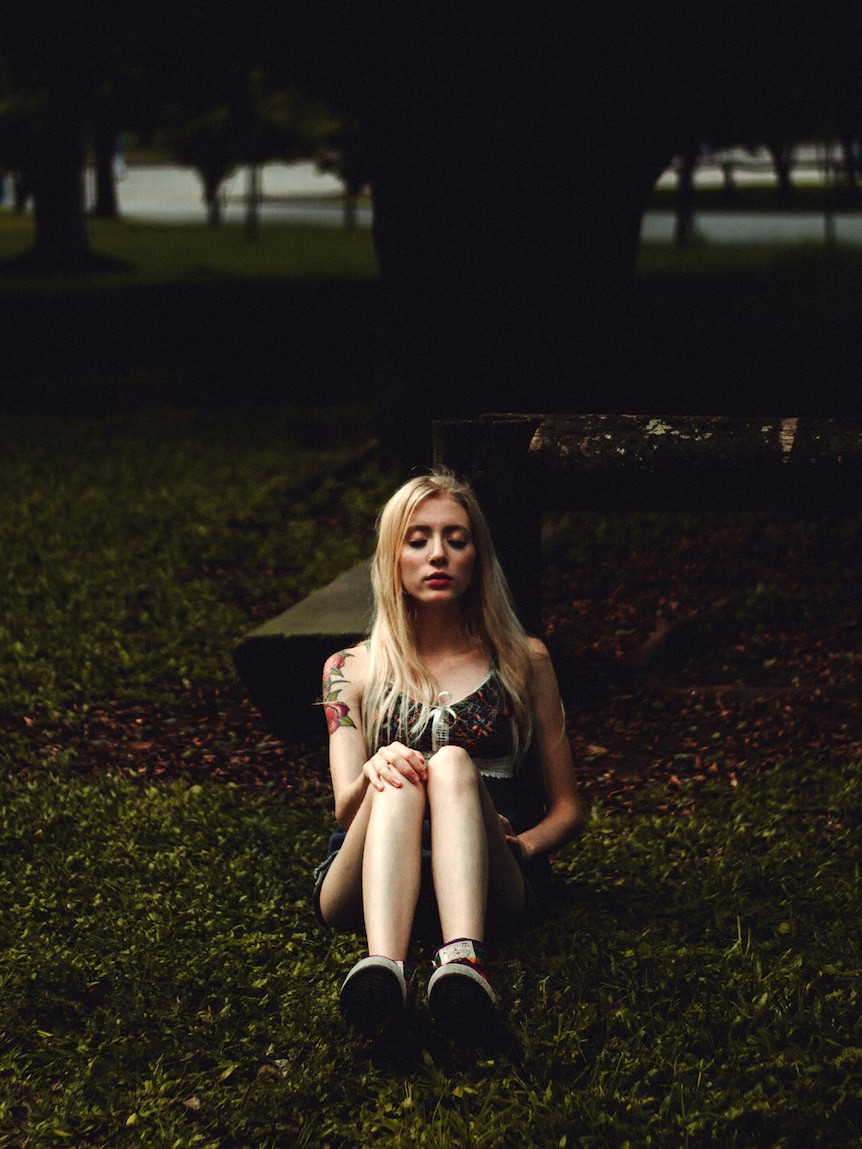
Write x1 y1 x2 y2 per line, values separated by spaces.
478 780 528 922
315 779 428 930
315 788 374 930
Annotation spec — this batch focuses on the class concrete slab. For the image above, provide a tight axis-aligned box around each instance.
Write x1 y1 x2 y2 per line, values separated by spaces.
233 559 373 740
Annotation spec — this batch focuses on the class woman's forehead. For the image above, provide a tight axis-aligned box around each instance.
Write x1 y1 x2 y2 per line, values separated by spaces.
406 493 470 530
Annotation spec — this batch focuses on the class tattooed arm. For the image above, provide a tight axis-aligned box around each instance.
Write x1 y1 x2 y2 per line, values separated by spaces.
322 644 427 827
322 645 373 829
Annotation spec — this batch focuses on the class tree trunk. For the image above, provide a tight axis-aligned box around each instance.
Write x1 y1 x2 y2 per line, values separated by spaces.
346 10 743 460
201 172 224 227
27 85 91 270
343 190 358 231
244 164 260 241
90 121 120 219
840 137 859 205
674 149 697 247
767 141 794 205
366 86 669 462
11 172 31 213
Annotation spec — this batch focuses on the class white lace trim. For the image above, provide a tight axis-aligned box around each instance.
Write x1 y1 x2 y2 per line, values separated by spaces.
477 756 515 779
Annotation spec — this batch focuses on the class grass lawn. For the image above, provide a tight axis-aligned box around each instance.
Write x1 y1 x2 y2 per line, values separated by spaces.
0 403 860 1147
2 761 858 1148
0 212 379 291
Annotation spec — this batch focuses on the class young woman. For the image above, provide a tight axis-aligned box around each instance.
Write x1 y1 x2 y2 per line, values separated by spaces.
314 469 582 1035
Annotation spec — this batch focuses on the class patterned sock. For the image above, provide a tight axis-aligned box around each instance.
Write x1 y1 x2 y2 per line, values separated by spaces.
432 938 488 978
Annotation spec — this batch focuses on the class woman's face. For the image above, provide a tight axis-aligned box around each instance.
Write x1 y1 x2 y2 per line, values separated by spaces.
399 493 477 606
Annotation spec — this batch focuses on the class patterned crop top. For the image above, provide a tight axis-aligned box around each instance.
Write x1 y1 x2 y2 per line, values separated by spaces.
380 668 516 779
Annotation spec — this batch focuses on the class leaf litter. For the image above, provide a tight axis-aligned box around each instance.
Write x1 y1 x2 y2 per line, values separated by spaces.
10 511 859 822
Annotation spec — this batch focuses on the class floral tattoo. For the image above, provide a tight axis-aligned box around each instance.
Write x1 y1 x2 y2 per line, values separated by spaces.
322 650 356 735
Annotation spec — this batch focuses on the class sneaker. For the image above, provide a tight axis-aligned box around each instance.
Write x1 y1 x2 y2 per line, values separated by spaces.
339 956 416 1034
428 939 496 1036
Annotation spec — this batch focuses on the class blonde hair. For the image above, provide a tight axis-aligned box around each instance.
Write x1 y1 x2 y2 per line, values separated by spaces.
362 468 534 762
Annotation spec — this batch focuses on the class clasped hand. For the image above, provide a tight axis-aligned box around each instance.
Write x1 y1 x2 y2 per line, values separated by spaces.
363 742 427 791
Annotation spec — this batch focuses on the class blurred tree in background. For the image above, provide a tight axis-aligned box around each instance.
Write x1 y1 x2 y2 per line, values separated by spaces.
1 3 860 429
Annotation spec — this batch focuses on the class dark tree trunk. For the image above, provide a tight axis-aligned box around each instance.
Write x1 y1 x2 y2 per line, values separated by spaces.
674 148 698 247
244 164 260 241
364 47 670 463
343 187 359 231
11 172 31 213
90 120 120 219
27 85 91 270
840 136 859 205
205 180 224 227
767 141 794 204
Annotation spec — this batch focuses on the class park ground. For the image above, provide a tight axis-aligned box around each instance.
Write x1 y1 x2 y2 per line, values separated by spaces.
0 216 860 1146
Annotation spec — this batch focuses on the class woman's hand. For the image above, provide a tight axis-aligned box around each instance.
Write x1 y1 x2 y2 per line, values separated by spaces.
499 814 533 861
363 742 427 791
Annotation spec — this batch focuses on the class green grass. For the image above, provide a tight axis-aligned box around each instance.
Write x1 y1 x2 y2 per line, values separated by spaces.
0 404 859 1146
0 212 379 292
1 765 858 1147
4 206 862 329
637 242 862 321
0 406 389 726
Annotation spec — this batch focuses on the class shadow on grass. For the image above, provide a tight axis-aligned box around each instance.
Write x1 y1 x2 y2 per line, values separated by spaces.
0 246 135 278
2 247 861 419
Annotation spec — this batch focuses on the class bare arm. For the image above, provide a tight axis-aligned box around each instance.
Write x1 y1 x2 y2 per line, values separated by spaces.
322 648 370 828
512 638 584 861
323 647 427 829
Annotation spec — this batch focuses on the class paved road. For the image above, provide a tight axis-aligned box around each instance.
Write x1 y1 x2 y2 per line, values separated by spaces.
102 159 862 244
642 211 862 245
106 160 372 227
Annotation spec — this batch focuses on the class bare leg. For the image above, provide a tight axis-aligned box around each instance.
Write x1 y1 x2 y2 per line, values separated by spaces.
317 779 427 957
362 779 426 956
480 782 528 925
426 747 526 942
316 789 373 931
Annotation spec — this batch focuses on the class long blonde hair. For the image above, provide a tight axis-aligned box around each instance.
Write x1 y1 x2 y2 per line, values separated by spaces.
362 468 534 762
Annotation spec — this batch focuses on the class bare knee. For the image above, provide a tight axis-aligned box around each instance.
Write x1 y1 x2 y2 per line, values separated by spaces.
426 745 478 797
369 776 428 823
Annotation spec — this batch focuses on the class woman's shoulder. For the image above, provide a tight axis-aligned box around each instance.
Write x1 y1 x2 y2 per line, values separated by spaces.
526 635 552 665
322 642 370 692
524 636 561 694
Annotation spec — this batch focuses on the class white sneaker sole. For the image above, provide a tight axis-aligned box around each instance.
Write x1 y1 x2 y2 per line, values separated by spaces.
428 963 496 1035
339 956 408 1033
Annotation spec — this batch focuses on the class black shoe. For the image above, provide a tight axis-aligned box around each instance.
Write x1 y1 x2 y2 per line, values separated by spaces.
428 943 497 1037
339 956 416 1034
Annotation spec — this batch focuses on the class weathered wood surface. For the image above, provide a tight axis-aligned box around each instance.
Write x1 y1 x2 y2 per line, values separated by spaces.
434 414 862 512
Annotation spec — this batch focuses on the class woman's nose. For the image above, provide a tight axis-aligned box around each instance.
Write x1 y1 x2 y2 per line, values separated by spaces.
429 534 447 562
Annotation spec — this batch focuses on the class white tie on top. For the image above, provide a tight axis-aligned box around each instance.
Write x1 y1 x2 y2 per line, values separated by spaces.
430 691 457 754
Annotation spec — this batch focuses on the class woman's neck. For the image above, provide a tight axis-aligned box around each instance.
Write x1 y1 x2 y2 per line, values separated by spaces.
412 603 469 657
412 608 489 689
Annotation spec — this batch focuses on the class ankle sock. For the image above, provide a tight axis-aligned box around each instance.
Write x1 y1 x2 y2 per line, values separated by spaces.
433 938 487 973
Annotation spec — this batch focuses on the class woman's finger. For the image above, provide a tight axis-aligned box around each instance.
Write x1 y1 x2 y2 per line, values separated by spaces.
363 758 387 791
377 744 426 784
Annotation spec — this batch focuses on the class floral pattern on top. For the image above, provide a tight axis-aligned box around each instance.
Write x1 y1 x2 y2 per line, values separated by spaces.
381 670 514 762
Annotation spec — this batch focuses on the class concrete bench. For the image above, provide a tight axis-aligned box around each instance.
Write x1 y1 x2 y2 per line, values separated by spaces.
233 559 373 740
